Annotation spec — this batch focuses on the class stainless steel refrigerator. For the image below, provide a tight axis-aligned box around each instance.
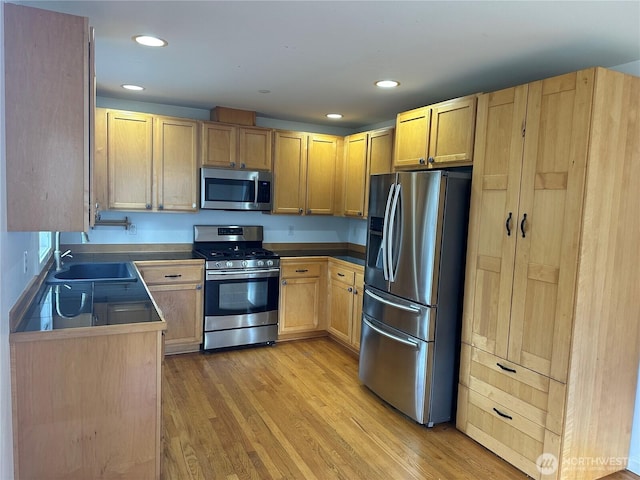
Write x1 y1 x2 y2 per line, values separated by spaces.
358 170 471 426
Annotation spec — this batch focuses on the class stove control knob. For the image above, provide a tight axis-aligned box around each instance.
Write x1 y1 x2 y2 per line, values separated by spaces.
257 260 265 267
267 260 274 267
215 262 221 268
226 261 234 268
242 260 247 267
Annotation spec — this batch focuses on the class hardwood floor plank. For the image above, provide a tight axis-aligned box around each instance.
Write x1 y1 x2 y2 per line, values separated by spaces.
162 338 638 480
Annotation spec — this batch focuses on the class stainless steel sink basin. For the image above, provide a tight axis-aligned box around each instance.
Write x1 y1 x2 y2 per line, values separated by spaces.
47 262 137 284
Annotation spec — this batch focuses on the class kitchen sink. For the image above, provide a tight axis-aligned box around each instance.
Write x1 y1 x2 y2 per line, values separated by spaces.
47 262 137 284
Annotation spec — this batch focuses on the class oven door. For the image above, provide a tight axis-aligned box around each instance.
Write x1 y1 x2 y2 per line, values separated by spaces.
204 268 279 331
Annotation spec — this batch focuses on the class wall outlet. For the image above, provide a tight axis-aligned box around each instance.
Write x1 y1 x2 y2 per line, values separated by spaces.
128 224 137 235
23 251 28 274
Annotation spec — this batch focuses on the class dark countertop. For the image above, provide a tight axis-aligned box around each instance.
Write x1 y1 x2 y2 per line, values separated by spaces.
274 249 366 267
15 251 201 333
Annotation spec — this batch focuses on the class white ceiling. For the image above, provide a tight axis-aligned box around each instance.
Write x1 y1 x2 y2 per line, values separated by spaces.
17 0 640 128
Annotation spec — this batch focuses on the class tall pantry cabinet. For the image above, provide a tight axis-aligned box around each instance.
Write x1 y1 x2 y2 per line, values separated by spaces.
457 68 640 480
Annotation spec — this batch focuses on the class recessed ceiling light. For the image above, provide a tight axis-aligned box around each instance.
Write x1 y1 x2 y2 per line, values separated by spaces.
133 35 168 47
326 113 343 119
121 84 145 91
375 80 400 88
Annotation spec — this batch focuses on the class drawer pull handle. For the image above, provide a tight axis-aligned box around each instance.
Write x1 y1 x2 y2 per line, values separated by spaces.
337 272 345 277
295 269 308 273
164 274 182 278
505 212 512 236
493 408 513 420
520 213 527 238
496 362 516 373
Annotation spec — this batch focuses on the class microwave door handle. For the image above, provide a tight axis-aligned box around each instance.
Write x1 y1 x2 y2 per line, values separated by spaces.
365 289 420 314
382 183 396 281
254 175 259 206
387 183 401 282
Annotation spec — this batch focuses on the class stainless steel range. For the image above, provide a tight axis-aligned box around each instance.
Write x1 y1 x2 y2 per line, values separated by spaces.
192 225 280 351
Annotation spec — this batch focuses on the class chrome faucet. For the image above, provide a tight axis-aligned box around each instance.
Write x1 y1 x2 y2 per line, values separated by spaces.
53 232 72 271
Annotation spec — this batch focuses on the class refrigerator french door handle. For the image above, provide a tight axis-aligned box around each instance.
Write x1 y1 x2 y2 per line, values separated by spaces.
364 289 421 313
382 183 396 281
387 183 401 282
363 318 419 348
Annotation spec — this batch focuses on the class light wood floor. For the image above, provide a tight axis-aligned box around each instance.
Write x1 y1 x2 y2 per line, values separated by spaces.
162 337 639 480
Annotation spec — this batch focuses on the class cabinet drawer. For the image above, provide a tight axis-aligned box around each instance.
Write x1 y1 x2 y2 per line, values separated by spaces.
281 263 322 278
460 344 565 434
459 385 561 480
137 263 204 285
328 264 355 284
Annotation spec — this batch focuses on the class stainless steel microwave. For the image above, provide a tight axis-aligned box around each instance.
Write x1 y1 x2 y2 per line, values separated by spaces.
200 167 272 211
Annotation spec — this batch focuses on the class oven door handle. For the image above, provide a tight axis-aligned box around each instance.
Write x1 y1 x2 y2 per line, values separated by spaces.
206 268 280 281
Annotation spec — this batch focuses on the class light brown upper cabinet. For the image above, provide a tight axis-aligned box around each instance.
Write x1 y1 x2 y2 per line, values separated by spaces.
4 4 93 231
393 95 477 170
95 109 199 213
201 122 272 171
273 131 343 215
343 127 394 218
457 68 640 479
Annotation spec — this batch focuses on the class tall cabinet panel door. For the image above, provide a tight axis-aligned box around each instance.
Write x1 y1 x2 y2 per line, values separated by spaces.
343 133 368 217
107 111 153 210
273 131 307 214
154 117 198 211
508 70 594 382
461 86 528 359
306 134 338 215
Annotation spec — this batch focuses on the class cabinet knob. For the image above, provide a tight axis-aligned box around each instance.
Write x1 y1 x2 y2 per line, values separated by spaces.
281 280 287 286
348 287 353 292
196 284 202 290
230 162 236 168
428 156 435 164
158 204 164 210
299 208 303 214
419 157 426 165
357 211 363 216
145 203 152 210
240 163 246 169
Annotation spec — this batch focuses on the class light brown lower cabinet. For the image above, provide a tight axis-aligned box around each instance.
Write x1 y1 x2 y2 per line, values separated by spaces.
278 258 328 340
136 260 204 354
326 259 364 353
10 324 164 479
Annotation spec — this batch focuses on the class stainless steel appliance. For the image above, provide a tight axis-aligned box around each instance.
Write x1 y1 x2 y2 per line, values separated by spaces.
358 170 471 426
200 167 272 211
192 225 280 350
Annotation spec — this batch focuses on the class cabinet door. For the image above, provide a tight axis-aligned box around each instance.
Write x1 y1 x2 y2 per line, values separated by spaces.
364 128 394 218
201 122 237 168
306 134 339 215
343 133 368 217
508 71 593 381
393 107 430 169
5 4 90 232
352 272 365 351
154 117 199 211
148 283 203 354
461 86 527 359
279 276 322 334
273 131 307 214
107 111 153 210
239 127 272 171
428 96 477 167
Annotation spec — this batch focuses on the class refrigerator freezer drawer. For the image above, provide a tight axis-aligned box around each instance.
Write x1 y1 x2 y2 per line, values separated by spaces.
359 316 433 424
